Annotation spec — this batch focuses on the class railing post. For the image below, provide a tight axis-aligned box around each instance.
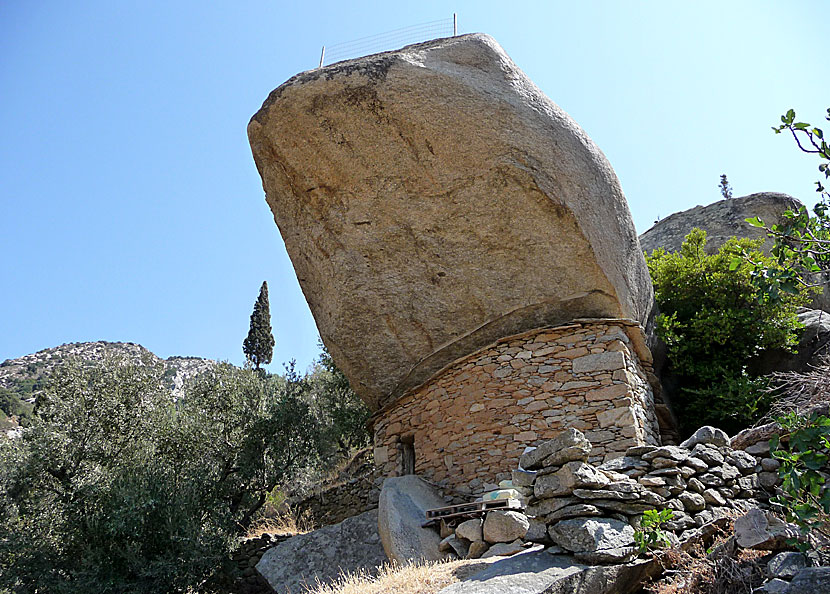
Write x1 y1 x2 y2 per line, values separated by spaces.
319 46 325 68
453 13 457 36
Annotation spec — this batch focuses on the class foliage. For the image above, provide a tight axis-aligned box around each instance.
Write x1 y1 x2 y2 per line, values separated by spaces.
307 341 371 455
0 356 322 594
719 174 733 200
769 411 830 552
0 387 32 425
647 228 808 435
634 508 675 554
243 281 275 371
743 107 830 298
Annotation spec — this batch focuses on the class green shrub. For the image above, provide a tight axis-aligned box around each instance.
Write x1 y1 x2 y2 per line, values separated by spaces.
0 357 322 594
634 509 675 553
647 228 808 435
770 411 830 552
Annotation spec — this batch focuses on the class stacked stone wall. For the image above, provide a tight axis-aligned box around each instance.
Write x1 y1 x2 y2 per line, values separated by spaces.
294 475 381 528
372 320 661 494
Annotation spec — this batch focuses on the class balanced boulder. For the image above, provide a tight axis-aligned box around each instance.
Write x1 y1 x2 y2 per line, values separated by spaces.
248 33 653 409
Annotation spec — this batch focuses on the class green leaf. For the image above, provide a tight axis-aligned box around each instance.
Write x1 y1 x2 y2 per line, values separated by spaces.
746 216 766 228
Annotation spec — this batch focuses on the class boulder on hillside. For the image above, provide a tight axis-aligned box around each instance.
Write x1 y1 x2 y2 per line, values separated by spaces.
639 192 830 312
639 193 801 256
255 509 386 594
248 33 654 410
377 475 448 563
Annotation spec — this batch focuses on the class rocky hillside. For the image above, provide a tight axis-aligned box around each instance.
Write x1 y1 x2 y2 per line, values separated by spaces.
0 341 217 434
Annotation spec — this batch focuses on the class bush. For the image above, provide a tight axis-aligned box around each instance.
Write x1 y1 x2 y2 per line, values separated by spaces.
770 411 830 553
0 356 322 594
647 228 808 435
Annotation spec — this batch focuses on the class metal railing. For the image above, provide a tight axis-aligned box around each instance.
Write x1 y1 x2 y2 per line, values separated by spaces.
319 14 458 68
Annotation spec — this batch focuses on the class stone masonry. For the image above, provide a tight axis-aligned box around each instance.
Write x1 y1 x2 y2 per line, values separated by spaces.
372 320 660 494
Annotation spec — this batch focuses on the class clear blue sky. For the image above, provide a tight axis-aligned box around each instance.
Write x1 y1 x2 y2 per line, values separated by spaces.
2 1 827 373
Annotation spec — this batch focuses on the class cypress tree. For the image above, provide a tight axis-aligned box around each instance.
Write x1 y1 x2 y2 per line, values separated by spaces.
243 281 275 371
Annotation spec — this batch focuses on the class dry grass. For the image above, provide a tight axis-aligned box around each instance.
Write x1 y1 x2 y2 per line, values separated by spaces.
646 523 771 594
303 558 485 594
246 506 315 538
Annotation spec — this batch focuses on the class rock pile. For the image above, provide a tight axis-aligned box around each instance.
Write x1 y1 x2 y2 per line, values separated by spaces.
231 533 290 593
440 510 532 560
513 426 775 562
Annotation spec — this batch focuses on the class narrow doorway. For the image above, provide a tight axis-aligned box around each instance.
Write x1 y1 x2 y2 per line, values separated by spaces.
400 435 415 475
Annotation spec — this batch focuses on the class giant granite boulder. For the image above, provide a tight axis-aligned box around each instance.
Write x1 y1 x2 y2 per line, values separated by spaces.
248 33 653 410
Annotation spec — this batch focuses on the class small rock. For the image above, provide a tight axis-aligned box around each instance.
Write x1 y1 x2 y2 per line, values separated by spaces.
626 445 658 457
684 457 709 472
678 492 706 512
524 518 551 544
688 477 705 493
692 444 725 466
483 510 529 544
703 489 727 506
455 518 483 542
759 472 780 489
467 540 489 559
727 450 758 474
767 551 807 579
680 426 730 449
746 441 771 456
480 539 525 558
761 458 780 472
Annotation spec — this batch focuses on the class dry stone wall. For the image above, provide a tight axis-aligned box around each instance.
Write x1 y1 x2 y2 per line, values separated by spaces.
373 320 661 494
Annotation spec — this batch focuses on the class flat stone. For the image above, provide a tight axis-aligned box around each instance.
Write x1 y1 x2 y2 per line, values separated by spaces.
787 567 830 593
483 510 530 544
520 428 592 470
249 33 654 410
545 503 603 522
574 546 638 564
642 446 689 462
590 500 658 515
734 508 800 550
526 497 579 519
256 509 386 594
572 352 626 374
534 461 609 499
481 539 526 558
437 548 661 594
679 425 730 449
377 475 448 562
